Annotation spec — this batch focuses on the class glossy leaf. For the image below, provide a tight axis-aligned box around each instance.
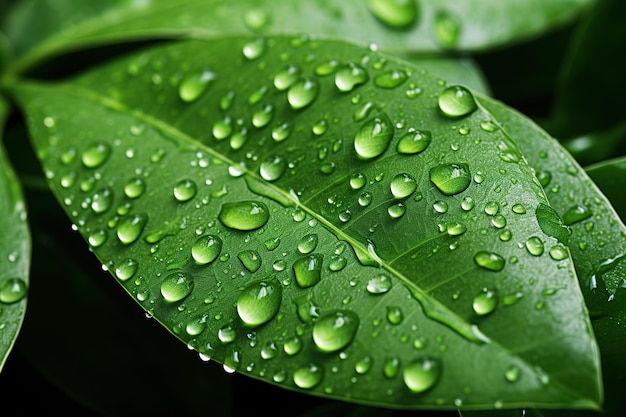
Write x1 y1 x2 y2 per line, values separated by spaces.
586 157 626 222
0 95 31 371
12 37 601 410
2 0 596 75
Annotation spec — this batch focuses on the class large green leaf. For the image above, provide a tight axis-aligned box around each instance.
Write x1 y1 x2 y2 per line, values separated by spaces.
11 36 601 410
0 95 30 371
586 157 626 222
2 0 596 75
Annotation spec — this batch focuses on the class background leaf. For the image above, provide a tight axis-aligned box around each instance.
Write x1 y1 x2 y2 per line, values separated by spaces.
11 36 601 410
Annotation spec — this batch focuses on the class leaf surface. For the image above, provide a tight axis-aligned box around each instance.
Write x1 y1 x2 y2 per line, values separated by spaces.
3 0 596 74
0 95 31 371
12 36 601 410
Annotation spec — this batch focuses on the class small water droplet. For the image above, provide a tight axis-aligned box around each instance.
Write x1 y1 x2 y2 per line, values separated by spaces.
178 70 216 102
374 69 408 88
312 310 359 352
446 222 466 236
274 65 300 90
293 363 323 389
367 0 418 29
259 155 287 182
298 234 319 254
438 86 476 117
218 324 237 344
218 201 269 231
354 114 394 160
390 173 417 198
386 306 403 324
91 187 113 214
173 179 198 202
384 356 401 378
358 192 373 207
293 254 323 288
124 178 146 199
160 272 194 302
237 250 262 272
387 202 406 218
403 357 441 394
0 278 28 304
505 366 521 382
484 201 499 216
117 213 148 244
549 244 568 261
355 356 373 374
329 255 347 271
212 117 232 140
526 236 545 256
81 142 111 168
474 251 505 271
473 288 498 315
192 235 222 265
430 163 471 195
335 63 369 92
367 274 392 294
88 229 107 247
252 104 275 128
512 204 526 214
563 204 592 226
491 214 507 229
433 200 448 214
461 196 475 211
271 122 292 142
397 130 431 154
287 78 319 110
536 171 552 187
434 10 461 48
242 38 266 60
237 279 282 327
115 258 138 281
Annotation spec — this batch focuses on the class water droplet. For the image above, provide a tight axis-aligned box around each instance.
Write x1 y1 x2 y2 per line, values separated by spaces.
366 0 418 29
178 71 216 102
298 234 319 254
173 179 197 202
358 192 373 207
242 37 265 60
355 356 373 374
293 363 323 389
124 178 146 199
434 10 461 48
160 272 194 302
259 155 286 181
91 187 113 214
536 203 571 244
367 274 392 294
512 204 526 214
271 122 292 142
446 222 466 236
388 202 406 218
287 78 319 110
384 356 401 378
473 288 498 315
237 279 282 327
117 213 148 244
438 86 476 118
192 235 222 265
312 310 359 352
430 163 471 195
252 104 274 128
88 229 107 247
549 245 568 261
505 365 521 383
81 142 111 168
60 171 76 188
115 258 138 281
329 255 347 271
386 306 403 324
273 65 300 90
433 200 448 213
536 171 552 187
390 173 417 198
244 9 269 31
212 117 232 140
526 236 544 256
403 357 441 394
218 201 269 231
563 204 592 226
397 130 431 154
374 69 408 88
461 196 475 211
484 201 499 216
0 278 28 304
293 254 323 288
284 336 303 355
335 63 369 92
474 251 505 271
354 114 394 160
236 250 261 272
491 214 507 229
218 324 236 344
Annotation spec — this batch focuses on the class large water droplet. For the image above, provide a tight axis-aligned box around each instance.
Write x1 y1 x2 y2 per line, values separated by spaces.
124 178 146 199
259 155 287 181
178 71 216 102
218 201 269 231
212 117 232 140
367 0 418 29
474 251 505 271
0 278 28 304
374 69 408 89
274 65 300 90
115 258 138 281
390 173 417 198
430 163 471 195
403 357 442 394
91 187 113 214
293 364 323 389
335 63 369 92
525 236 544 256
562 204 592 226
160 272 194 302
397 130 431 154
117 213 148 244
252 104 275 128
81 142 111 168
298 234 319 254
434 10 461 48
287 78 319 110
473 288 498 316
312 310 359 352
367 274 392 294
438 86 476 117
237 279 282 327
293 254 323 288
354 114 394 160
192 235 222 265
173 179 197 202
536 203 571 244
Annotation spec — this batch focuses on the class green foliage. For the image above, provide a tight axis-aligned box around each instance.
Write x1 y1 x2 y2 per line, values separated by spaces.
0 0 624 416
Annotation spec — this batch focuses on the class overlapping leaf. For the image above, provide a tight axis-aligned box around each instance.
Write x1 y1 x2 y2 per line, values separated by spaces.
11 37 601 410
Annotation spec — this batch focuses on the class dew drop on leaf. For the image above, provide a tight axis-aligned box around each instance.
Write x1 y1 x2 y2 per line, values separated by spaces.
390 173 417 198
525 236 545 256
252 104 275 128
446 222 466 236
293 363 323 389
287 78 319 110
366 274 392 294
218 324 237 344
178 70 216 103
293 254 323 288
259 155 287 181
438 86 477 118
384 356 401 378
212 117 232 140
366 0 418 29
91 187 113 214
191 235 222 265
273 65 300 90
298 234 319 254
0 278 28 304
403 357 442 394
349 173 367 190
81 142 111 168
512 203 526 214
116 213 148 244
354 114 394 160
88 229 107 247
549 245 569 261
160 272 194 302
434 10 461 48
218 201 269 231
173 179 197 202
312 310 359 353
429 163 471 195
505 366 521 383
374 69 408 89
386 306 403 324
124 178 146 199
396 130 431 154
335 63 369 92
472 288 498 316
387 202 406 218
236 279 282 327
271 122 292 142
242 37 266 60
115 258 138 281
237 250 262 272
562 204 592 226
474 251 505 271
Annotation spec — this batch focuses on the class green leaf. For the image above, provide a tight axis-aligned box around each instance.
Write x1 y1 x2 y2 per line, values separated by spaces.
11 36 601 410
586 157 626 222
2 0 597 75
0 95 31 371
561 122 626 167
